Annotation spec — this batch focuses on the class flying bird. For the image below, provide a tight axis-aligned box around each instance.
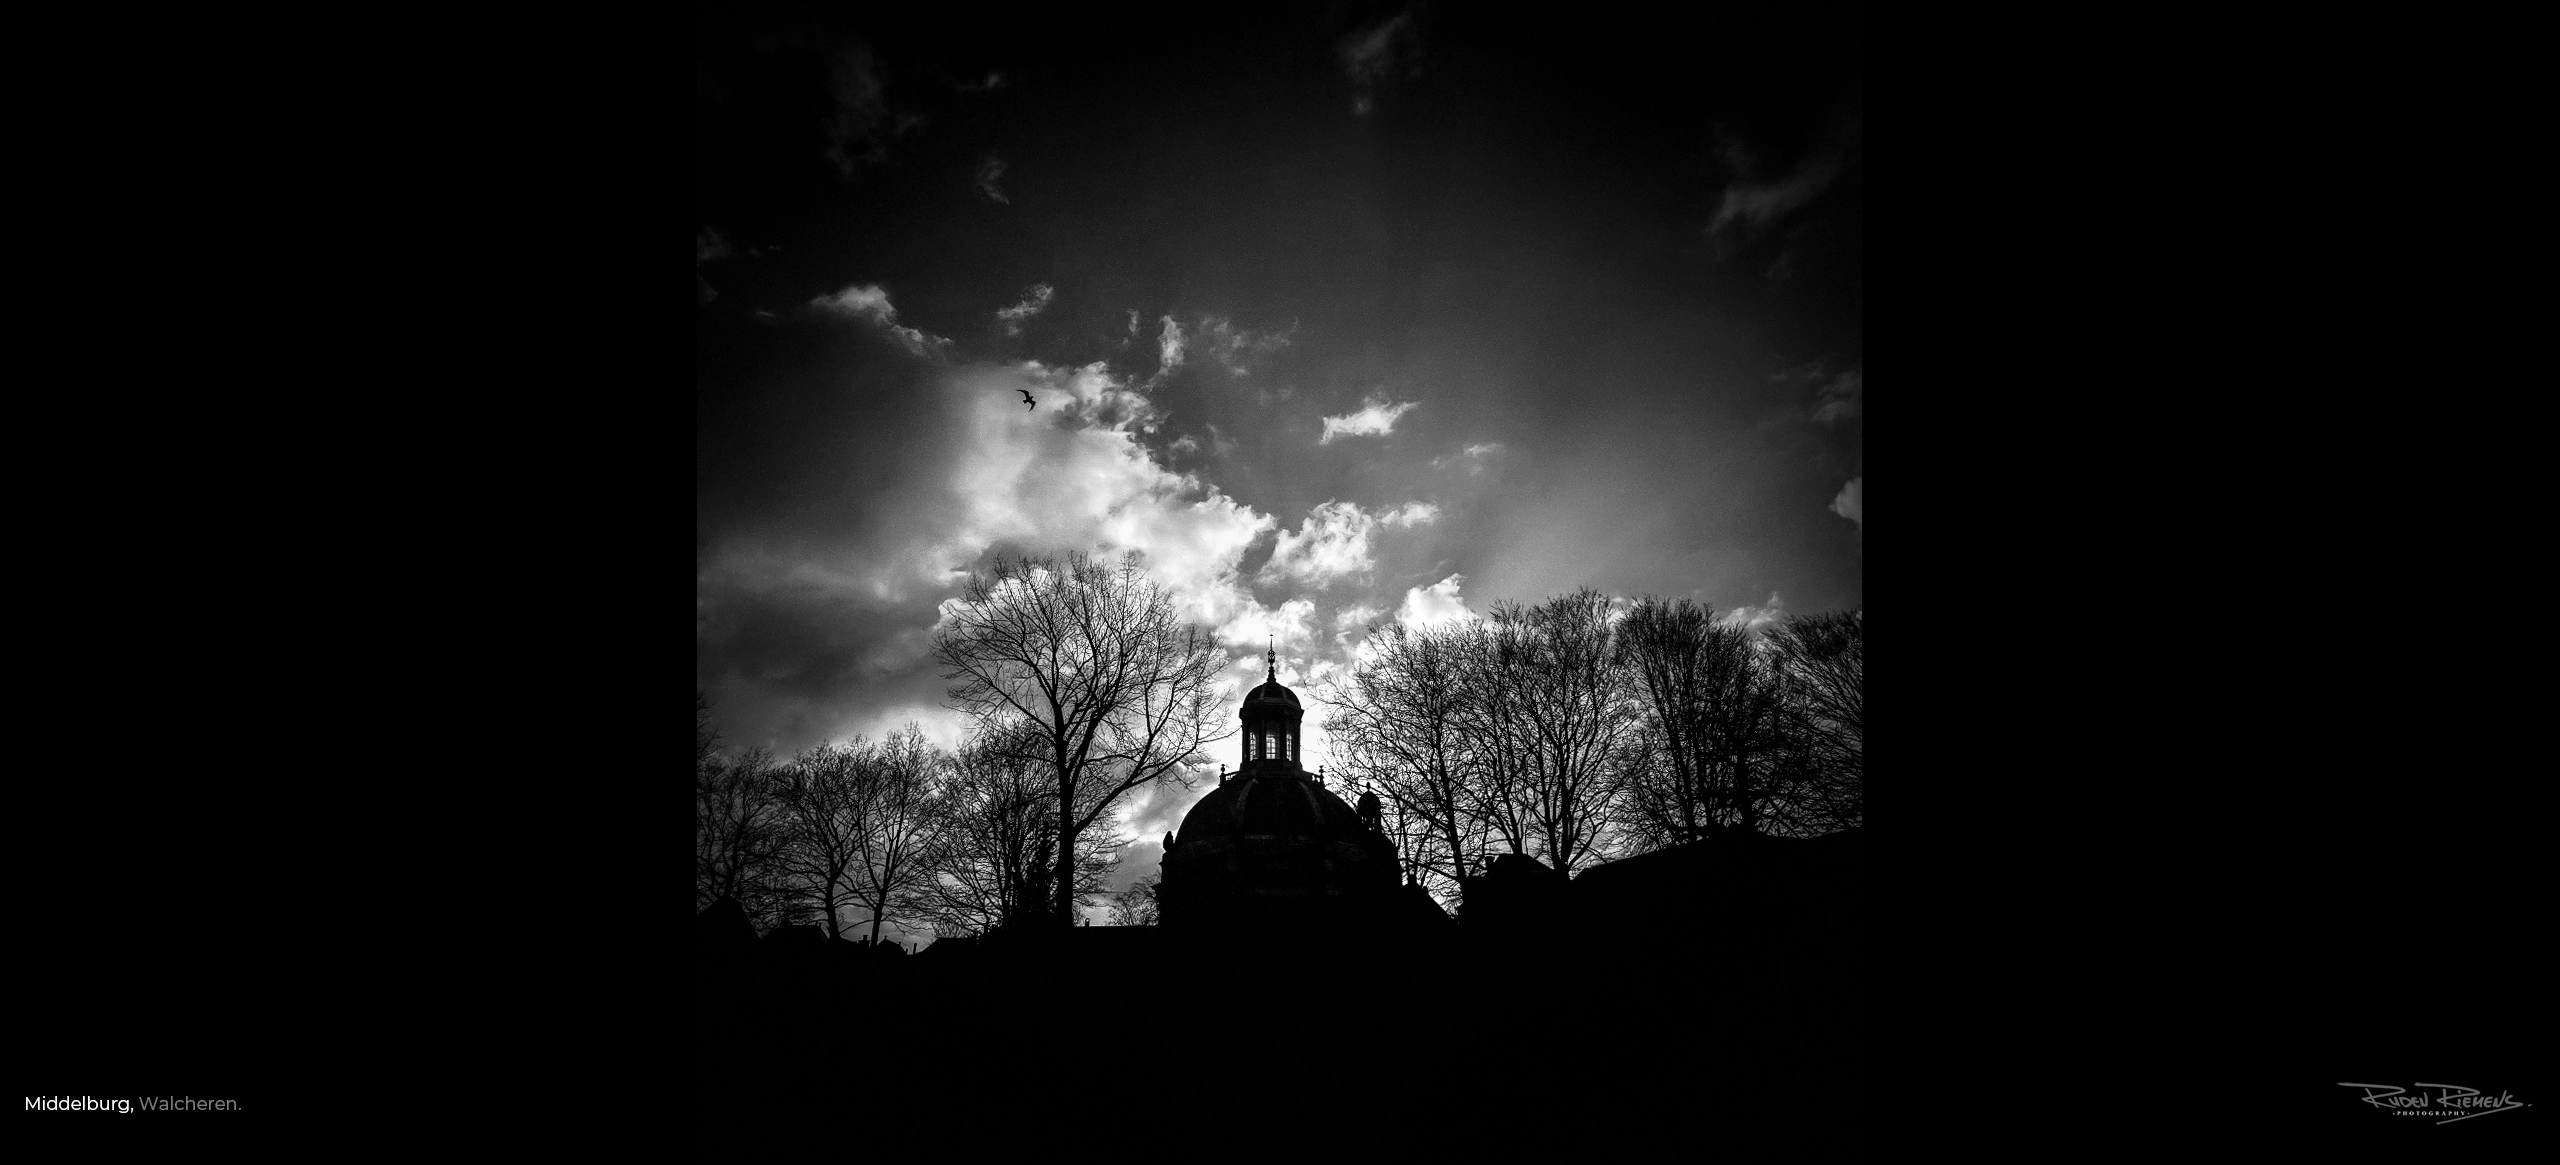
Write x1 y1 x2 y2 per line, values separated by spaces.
1019 389 1037 411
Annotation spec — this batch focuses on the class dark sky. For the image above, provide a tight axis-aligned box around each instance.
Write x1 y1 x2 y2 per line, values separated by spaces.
696 3 1862 891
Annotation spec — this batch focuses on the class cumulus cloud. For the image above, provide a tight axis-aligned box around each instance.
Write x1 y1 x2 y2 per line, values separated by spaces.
1828 477 1862 530
1319 396 1420 443
940 363 1308 657
703 357 1295 757
976 154 1009 204
1338 12 1422 117
995 283 1053 335
1259 499 1437 587
1261 501 1378 587
1396 574 1475 629
1380 501 1439 527
1217 597 1316 658
811 283 950 358
1718 592 1787 633
814 283 896 321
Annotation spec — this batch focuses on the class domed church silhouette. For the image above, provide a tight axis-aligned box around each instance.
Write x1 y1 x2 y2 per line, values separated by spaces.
1157 645 1401 930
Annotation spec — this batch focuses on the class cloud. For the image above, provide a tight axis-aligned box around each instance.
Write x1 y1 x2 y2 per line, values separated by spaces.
1319 397 1420 443
1338 12 1422 117
1431 441 1503 473
1156 315 1185 375
1192 315 1293 376
1705 104 1862 250
1216 597 1316 657
1259 499 1437 588
934 362 1294 649
976 154 1009 204
1261 501 1378 587
1828 477 1861 530
810 282 895 321
1718 592 1787 633
1379 501 1439 527
1811 367 1862 425
995 283 1054 335
811 282 950 358
1332 603 1383 650
1105 835 1166 891
702 358 1289 759
1396 574 1475 629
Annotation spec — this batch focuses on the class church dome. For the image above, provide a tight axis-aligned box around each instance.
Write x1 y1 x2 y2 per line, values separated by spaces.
1242 677 1301 708
1175 772 1365 845
1160 771 1401 929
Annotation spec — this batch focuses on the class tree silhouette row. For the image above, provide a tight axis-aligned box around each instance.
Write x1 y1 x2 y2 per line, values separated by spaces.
699 555 1860 936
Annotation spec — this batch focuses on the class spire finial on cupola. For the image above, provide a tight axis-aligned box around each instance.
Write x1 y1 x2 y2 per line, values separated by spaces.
1267 638 1276 679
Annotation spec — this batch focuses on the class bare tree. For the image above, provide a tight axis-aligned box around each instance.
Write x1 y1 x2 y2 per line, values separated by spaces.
931 552 1229 929
1617 599 1862 843
773 740 885 941
919 719 1127 936
697 744 792 931
1107 875 1160 926
837 726 943 943
696 689 720 772
1449 613 1540 866
1322 620 1493 905
696 692 794 931
919 736 1051 937
1617 598 1762 849
1476 591 1636 875
1764 610 1862 832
